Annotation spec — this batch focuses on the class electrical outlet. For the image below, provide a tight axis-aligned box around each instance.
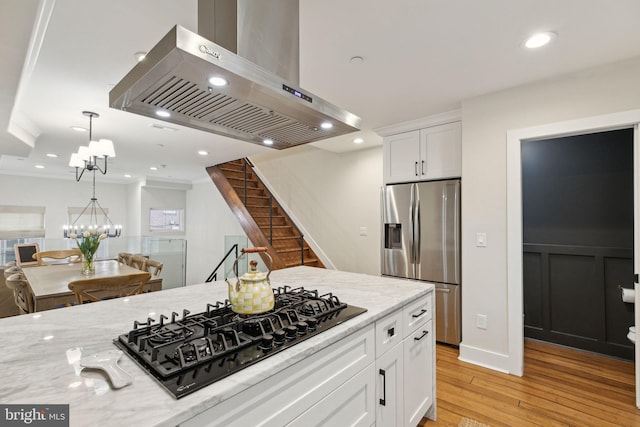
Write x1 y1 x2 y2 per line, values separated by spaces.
476 314 488 330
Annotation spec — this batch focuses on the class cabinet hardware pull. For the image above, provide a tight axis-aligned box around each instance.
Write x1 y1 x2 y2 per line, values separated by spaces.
414 330 429 341
421 160 425 175
412 308 427 318
379 369 386 406
414 161 418 176
435 288 450 293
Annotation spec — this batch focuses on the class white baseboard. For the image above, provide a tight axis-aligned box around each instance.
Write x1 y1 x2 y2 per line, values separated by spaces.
458 342 513 375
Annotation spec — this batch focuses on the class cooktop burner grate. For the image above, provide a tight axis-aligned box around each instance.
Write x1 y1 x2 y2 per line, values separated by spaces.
114 286 366 398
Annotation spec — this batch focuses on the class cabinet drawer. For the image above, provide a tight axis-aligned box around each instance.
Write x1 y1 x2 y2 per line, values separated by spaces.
375 310 404 358
403 293 432 337
181 325 375 427
287 365 375 427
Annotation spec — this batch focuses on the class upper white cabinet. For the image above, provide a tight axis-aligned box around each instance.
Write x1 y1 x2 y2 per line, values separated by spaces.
383 121 461 184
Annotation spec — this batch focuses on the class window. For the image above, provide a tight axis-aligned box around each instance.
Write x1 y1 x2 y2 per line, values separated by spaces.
149 208 184 232
0 206 45 239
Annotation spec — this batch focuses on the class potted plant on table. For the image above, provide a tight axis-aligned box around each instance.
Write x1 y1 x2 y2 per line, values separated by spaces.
69 227 107 275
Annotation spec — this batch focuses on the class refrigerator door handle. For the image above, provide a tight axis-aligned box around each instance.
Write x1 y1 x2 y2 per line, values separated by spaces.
413 183 420 268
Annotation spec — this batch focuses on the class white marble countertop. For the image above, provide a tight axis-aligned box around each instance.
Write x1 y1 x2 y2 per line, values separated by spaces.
0 267 432 427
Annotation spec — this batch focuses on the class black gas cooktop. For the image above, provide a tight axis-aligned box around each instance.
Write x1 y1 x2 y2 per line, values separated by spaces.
114 286 367 398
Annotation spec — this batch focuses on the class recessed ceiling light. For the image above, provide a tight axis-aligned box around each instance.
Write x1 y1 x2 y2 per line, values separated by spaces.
124 174 131 178
209 76 227 86
156 111 171 118
524 31 556 49
353 137 364 144
263 139 274 145
198 150 208 156
134 51 147 62
35 165 45 169
320 122 333 129
46 153 58 158
150 166 158 171
71 126 87 132
349 56 364 64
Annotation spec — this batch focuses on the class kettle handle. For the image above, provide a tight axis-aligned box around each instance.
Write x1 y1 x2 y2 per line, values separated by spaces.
232 247 273 280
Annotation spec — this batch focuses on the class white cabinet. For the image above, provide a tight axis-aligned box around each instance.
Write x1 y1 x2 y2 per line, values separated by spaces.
383 130 421 184
289 366 375 427
181 326 375 427
375 309 404 426
181 292 435 427
402 293 434 426
375 292 434 427
376 342 404 427
383 122 461 184
404 320 433 426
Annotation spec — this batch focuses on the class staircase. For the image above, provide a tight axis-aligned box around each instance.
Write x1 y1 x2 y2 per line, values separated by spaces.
207 159 325 270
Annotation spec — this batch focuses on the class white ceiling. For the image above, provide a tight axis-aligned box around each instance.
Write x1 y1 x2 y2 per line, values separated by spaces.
2 0 640 184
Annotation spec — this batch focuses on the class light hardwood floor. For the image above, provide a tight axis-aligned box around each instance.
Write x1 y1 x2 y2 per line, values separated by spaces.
421 339 640 426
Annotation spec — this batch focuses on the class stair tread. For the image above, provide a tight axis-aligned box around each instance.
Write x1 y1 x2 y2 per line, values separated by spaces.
284 259 319 268
213 159 325 271
277 247 311 253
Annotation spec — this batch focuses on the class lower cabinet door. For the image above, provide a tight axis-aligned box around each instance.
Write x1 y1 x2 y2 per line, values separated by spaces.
404 320 433 426
375 343 404 427
288 366 376 427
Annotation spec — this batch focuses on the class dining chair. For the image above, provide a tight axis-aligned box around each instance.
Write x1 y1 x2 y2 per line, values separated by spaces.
129 255 148 271
67 272 152 304
117 252 133 266
3 265 21 279
34 249 83 265
145 259 164 277
5 273 35 314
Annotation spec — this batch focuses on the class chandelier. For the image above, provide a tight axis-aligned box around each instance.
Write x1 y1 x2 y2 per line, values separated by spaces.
64 111 121 238
68 111 115 182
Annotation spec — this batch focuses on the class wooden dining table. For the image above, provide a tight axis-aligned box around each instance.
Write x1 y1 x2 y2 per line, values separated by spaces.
21 259 162 312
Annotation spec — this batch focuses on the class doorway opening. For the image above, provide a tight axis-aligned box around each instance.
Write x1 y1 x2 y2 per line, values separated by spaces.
506 109 640 406
521 129 634 360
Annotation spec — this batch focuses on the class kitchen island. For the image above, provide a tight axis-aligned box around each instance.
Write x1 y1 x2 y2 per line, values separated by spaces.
0 267 435 426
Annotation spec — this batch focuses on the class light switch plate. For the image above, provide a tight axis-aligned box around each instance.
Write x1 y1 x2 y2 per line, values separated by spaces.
359 226 368 236
476 232 487 247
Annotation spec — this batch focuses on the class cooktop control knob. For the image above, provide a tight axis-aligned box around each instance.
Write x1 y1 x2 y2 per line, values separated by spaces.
273 329 286 345
305 318 318 331
285 325 298 340
296 321 308 335
259 334 274 351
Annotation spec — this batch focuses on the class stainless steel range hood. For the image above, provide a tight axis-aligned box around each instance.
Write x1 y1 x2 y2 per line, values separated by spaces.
109 1 361 149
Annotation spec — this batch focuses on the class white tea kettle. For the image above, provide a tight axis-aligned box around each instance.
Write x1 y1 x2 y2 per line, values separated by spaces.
226 247 275 314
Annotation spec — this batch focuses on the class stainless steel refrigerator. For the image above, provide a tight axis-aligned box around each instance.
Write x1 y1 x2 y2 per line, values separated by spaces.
381 179 461 345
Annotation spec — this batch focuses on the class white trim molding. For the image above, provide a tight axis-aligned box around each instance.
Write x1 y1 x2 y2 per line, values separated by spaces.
506 109 640 379
374 109 461 137
458 343 510 374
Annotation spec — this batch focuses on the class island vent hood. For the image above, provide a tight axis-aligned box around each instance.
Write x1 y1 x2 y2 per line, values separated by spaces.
109 0 361 149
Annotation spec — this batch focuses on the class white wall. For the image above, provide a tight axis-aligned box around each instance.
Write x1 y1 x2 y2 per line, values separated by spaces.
185 179 246 285
460 56 640 370
250 144 383 276
0 174 128 240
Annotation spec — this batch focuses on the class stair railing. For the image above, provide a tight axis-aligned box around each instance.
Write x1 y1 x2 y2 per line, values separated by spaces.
241 158 305 266
205 244 239 282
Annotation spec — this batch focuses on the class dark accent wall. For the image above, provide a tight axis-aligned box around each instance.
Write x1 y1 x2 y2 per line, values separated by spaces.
522 129 634 360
